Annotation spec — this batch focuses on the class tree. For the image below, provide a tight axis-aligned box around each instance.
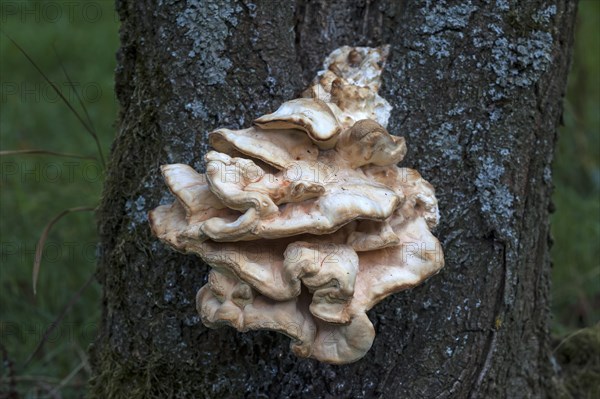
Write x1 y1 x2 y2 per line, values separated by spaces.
89 1 577 397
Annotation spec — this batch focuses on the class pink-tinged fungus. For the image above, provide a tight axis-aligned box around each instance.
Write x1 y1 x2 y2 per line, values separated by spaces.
149 45 444 364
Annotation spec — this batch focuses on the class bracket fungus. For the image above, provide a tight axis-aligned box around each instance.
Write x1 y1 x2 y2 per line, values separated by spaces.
149 45 444 364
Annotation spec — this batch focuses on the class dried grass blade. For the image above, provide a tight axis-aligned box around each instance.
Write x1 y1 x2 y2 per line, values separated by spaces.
33 207 95 295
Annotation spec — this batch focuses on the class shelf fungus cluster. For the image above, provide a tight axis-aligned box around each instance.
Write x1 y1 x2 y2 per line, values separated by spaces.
149 46 444 364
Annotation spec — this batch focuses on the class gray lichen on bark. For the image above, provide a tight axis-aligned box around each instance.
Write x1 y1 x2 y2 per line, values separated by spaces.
90 0 577 397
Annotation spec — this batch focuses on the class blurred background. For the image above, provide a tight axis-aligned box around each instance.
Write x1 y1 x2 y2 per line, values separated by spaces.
0 0 598 397
1 1 117 396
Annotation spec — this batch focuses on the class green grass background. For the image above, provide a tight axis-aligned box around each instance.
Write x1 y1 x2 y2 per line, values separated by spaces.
1 1 118 396
0 0 598 397
551 0 600 333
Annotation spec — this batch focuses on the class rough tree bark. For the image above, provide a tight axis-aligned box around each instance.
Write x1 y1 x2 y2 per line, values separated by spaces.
89 0 577 397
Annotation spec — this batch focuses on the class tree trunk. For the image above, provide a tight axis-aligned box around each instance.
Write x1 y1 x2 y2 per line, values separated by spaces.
90 1 577 397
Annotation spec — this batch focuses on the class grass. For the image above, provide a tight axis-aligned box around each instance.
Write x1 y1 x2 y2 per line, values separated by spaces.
550 0 600 334
0 0 598 397
0 1 118 396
